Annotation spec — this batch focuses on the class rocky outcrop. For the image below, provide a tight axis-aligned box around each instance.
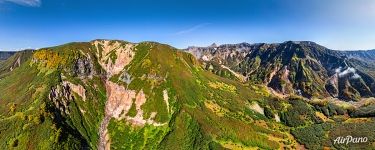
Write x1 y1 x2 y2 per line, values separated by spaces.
104 81 165 125
99 80 166 150
249 102 264 115
49 83 73 115
98 116 111 150
93 40 169 150
92 40 135 77
48 81 87 115
163 90 170 113
9 57 21 71
104 81 134 119
63 81 86 101
72 56 95 78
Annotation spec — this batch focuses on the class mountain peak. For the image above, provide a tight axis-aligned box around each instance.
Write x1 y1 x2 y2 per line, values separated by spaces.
210 43 218 48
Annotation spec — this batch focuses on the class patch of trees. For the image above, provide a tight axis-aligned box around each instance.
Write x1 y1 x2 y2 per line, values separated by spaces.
291 123 332 149
313 103 346 117
280 98 319 127
348 104 375 117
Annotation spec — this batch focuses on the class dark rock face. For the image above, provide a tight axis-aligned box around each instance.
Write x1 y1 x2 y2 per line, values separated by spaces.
186 41 375 101
72 57 95 78
49 83 74 115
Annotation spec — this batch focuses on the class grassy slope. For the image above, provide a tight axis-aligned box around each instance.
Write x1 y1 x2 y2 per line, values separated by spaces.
0 43 106 149
107 42 297 150
1 41 374 149
0 58 85 149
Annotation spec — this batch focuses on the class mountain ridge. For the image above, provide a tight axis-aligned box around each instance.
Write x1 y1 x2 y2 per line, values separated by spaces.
186 41 375 101
1 39 375 149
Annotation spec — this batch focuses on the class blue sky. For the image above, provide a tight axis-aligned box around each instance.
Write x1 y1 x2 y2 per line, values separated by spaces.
0 0 375 51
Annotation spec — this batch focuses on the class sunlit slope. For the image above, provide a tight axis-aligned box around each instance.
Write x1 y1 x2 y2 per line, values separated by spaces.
1 40 374 150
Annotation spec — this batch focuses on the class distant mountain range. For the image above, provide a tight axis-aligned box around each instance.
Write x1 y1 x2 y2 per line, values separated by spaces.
338 49 375 62
0 51 16 61
186 41 375 101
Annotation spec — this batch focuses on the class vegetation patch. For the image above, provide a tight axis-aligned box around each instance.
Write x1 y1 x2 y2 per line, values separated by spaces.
208 81 237 93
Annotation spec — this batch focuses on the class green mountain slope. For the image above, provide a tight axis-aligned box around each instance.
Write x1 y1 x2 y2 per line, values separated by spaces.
0 51 16 63
1 40 375 150
186 41 375 101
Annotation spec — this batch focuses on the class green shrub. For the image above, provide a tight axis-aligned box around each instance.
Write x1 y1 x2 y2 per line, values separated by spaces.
281 98 318 127
291 124 329 149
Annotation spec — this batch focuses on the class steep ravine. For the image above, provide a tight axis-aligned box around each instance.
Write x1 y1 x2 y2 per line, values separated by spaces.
98 114 111 150
98 81 133 150
96 40 170 149
95 40 136 150
97 82 116 150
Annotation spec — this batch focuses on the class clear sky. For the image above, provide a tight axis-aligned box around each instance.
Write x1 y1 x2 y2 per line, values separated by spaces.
0 0 375 51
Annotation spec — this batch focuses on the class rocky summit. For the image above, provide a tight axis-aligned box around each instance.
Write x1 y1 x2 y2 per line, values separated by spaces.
1 40 375 150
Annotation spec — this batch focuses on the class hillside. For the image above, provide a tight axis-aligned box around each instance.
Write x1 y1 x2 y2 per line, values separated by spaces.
0 51 16 63
0 40 375 150
186 41 375 101
339 50 375 62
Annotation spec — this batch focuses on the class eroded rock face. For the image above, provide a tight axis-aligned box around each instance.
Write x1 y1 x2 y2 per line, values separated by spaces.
73 57 95 78
98 116 111 150
163 90 170 113
268 66 294 95
326 73 339 97
9 57 21 71
99 81 166 150
120 70 132 85
92 40 140 150
92 40 135 77
104 81 135 119
63 81 86 101
187 41 375 101
90 40 172 149
125 90 166 126
249 102 264 115
104 81 165 125
48 81 87 115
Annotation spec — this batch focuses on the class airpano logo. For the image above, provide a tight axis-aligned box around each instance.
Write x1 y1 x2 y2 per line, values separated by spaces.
333 135 368 145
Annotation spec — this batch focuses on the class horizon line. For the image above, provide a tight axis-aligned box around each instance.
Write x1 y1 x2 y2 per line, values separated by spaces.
0 39 374 52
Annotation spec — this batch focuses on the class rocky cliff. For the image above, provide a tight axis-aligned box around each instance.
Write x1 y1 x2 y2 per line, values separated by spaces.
186 41 375 101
